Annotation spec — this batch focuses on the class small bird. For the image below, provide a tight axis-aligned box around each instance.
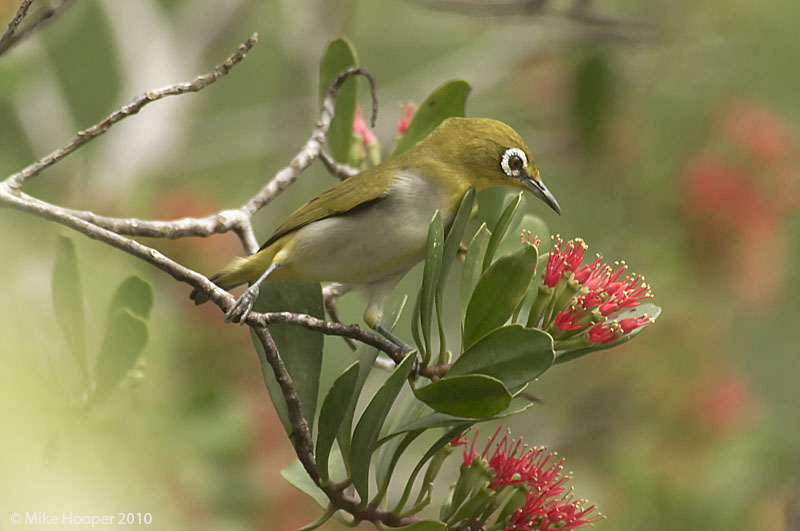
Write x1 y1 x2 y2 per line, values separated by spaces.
191 117 561 341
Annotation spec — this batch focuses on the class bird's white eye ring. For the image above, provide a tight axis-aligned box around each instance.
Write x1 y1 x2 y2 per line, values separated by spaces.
501 147 527 177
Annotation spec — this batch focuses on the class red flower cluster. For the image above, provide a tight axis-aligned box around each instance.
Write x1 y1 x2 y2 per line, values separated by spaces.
682 99 799 308
544 236 653 345
452 428 600 531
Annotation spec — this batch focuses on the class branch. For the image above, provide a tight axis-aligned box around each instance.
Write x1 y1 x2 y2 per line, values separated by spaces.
0 0 33 52
262 312 404 363
241 66 377 216
319 150 360 180
251 325 417 528
0 0 74 57
5 32 259 190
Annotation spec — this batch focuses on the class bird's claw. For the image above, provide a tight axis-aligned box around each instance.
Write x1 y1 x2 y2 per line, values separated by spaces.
224 286 260 324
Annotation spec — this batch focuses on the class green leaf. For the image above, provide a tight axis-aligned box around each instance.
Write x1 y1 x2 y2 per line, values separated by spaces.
350 353 416 503
393 426 469 514
107 275 153 320
316 362 359 482
282 448 348 510
555 303 662 363
52 235 87 379
414 374 511 418
448 325 553 391
93 309 148 400
375 390 428 492
460 224 491 324
419 211 444 361
572 53 611 149
383 397 535 440
391 79 471 157
250 280 324 435
337 296 407 463
320 37 359 162
436 189 476 362
398 521 447 531
463 245 539 348
373 429 423 505
483 192 522 272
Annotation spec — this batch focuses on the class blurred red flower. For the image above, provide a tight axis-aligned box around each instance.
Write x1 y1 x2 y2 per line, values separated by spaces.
681 99 799 309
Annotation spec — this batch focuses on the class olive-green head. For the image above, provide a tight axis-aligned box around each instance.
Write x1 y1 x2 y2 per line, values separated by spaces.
415 117 561 214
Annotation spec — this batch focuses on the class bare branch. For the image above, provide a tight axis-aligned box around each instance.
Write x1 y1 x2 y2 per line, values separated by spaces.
262 312 404 363
5 32 258 190
319 150 360 180
0 0 33 51
0 0 75 57
241 67 378 216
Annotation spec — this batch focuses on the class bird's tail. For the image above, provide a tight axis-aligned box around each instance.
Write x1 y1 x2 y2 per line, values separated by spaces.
189 256 254 305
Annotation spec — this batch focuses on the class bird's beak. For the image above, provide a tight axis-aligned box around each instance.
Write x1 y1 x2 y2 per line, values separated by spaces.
524 176 562 215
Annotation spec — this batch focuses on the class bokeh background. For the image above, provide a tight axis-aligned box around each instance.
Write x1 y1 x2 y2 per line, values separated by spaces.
1 0 799 529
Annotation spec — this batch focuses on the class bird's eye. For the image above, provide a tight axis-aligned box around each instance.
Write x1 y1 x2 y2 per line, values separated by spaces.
500 147 528 177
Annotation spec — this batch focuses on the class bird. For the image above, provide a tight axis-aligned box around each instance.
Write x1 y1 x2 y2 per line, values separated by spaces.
190 117 561 344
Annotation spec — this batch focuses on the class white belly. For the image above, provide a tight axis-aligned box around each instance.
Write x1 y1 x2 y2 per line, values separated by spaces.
287 173 450 284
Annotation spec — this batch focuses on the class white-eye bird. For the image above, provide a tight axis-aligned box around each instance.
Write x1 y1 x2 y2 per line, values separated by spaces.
190 117 561 340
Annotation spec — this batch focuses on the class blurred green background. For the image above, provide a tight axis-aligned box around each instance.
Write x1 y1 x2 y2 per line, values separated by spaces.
1 0 799 529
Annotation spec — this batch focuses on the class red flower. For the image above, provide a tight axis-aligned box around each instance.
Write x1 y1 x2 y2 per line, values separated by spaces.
352 106 378 146
544 237 588 288
537 237 653 346
397 103 415 136
456 428 601 531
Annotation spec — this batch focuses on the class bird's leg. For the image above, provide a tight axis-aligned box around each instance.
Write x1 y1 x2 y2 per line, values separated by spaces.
375 324 414 355
323 283 358 351
224 262 280 324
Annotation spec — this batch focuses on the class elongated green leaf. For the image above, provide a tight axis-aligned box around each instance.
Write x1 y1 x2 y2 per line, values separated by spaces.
282 448 348 510
460 224 491 324
52 235 87 378
337 296 407 462
448 325 553 391
436 189 476 361
93 309 148 400
250 280 324 435
282 458 329 508
320 37 359 162
483 192 522 272
376 390 428 491
108 275 153 320
350 353 416 503
391 79 471 157
464 245 539 348
414 374 511 418
393 426 468 514
419 211 444 361
555 303 662 363
316 362 359 481
373 430 423 506
382 397 534 440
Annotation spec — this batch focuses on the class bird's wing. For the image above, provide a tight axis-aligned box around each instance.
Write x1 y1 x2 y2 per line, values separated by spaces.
259 165 392 251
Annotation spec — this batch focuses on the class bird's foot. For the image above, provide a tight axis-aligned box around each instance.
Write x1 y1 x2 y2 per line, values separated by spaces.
375 324 421 376
224 285 260 324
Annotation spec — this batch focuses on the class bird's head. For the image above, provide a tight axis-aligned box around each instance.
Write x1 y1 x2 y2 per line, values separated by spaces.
419 117 561 214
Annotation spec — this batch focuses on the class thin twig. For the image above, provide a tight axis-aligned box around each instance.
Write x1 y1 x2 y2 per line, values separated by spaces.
5 32 259 190
0 0 75 57
262 312 404 363
0 0 33 51
241 67 377 216
319 150 359 180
